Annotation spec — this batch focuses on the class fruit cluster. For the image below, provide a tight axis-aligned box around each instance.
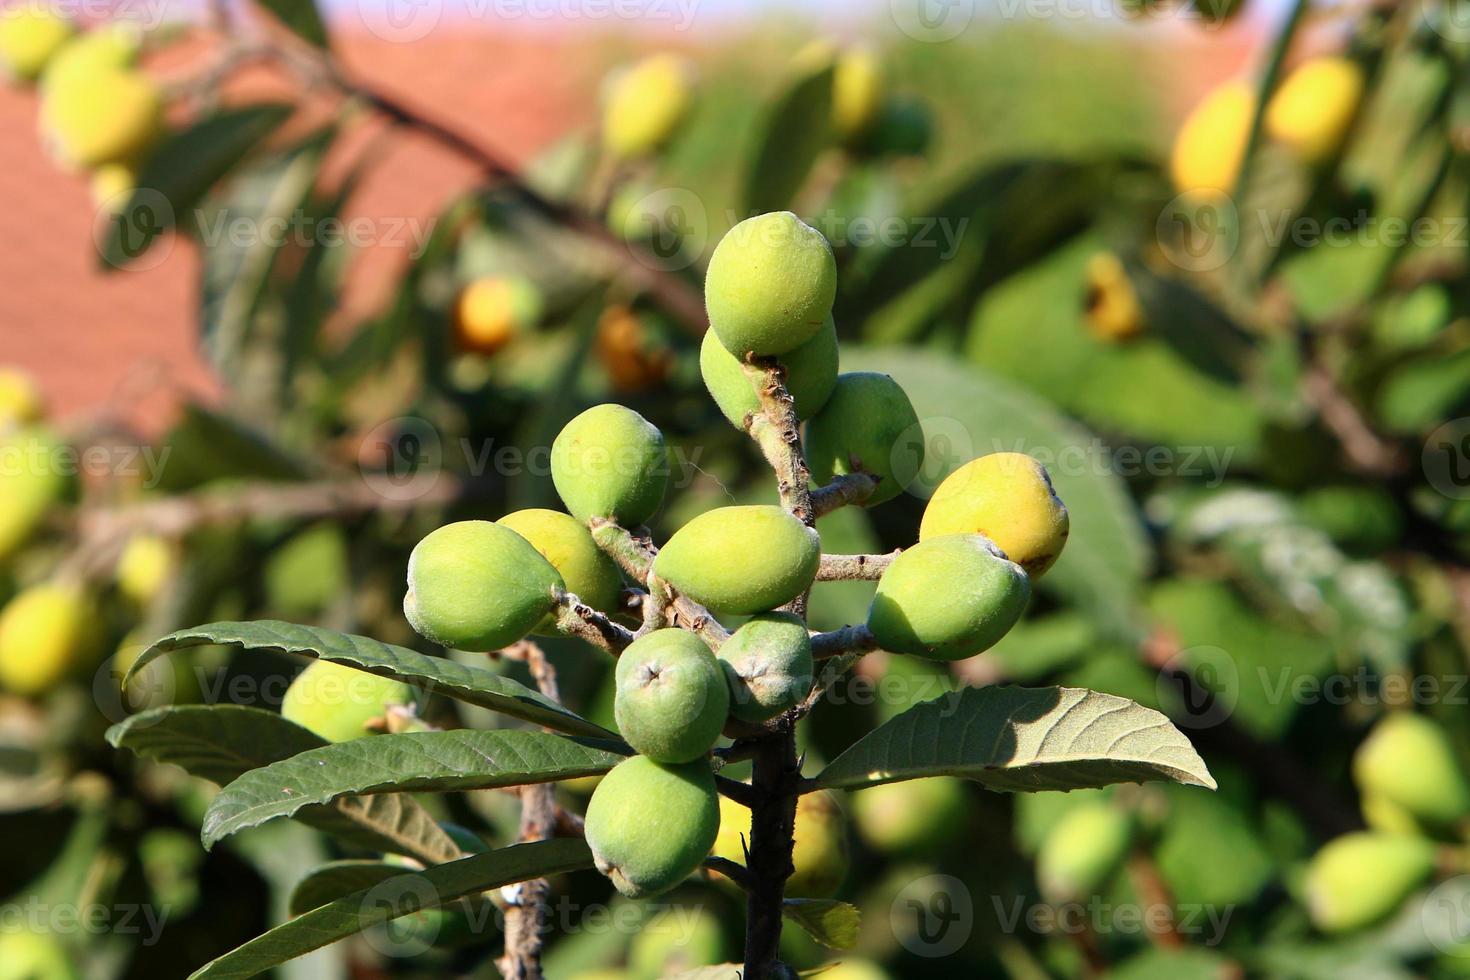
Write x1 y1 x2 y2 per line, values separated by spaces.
388 211 1069 899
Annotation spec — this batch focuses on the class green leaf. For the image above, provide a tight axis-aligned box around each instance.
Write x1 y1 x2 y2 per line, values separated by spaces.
742 64 834 214
106 706 464 864
200 729 627 849
127 621 611 738
288 861 401 916
255 0 328 48
187 839 593 980
100 105 294 270
152 405 308 492
782 899 860 950
812 686 1215 793
843 347 1151 638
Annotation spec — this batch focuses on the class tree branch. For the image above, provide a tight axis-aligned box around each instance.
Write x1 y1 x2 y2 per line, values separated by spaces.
553 592 636 654
809 624 880 659
816 552 899 582
810 473 879 517
744 360 814 526
705 856 754 891
588 520 730 646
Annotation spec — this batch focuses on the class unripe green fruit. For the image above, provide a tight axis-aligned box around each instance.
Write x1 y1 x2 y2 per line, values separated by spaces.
704 211 837 357
718 612 813 723
0 930 78 980
585 755 720 899
40 24 138 93
551 404 669 527
700 316 838 427
404 521 565 651
867 534 1029 660
805 372 923 506
628 906 726 979
280 660 414 743
1035 802 1133 901
1305 832 1436 934
0 582 96 697
851 776 967 855
712 790 847 898
920 452 1070 577
0 6 73 82
499 509 624 628
264 523 348 615
614 629 729 763
602 54 692 160
0 426 71 562
654 506 821 616
42 67 162 168
1361 793 1423 838
1353 713 1470 829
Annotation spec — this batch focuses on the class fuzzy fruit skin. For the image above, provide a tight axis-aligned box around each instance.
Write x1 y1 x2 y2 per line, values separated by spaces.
115 532 173 605
654 505 821 616
920 452 1070 577
1036 802 1133 901
42 67 162 169
0 582 96 697
700 315 839 427
868 534 1030 660
498 509 623 629
551 404 669 527
718 611 814 723
1170 79 1255 196
452 277 542 356
805 372 923 506
602 54 692 159
712 790 848 898
833 47 883 142
585 756 721 899
627 906 726 979
1353 713 1470 829
705 212 837 357
0 367 43 427
614 629 729 763
851 776 967 855
1305 832 1437 934
280 660 414 743
0 6 73 82
404 521 565 651
0 426 71 561
1266 56 1363 164
1083 252 1145 342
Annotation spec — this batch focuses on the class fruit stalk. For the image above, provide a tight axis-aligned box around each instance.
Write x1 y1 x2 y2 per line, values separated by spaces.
810 472 880 517
588 520 731 645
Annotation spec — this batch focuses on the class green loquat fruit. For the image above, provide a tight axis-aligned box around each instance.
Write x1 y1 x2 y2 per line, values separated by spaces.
704 211 837 358
699 315 838 427
1266 56 1363 165
653 505 821 616
1169 79 1254 196
0 5 73 83
867 534 1029 661
614 629 729 763
628 905 726 979
1304 832 1436 934
0 581 97 697
0 426 71 561
115 532 174 605
851 776 967 855
404 520 565 651
711 789 848 898
551 404 670 527
601 53 692 160
585 755 721 899
717 611 813 723
919 452 1070 576
0 930 78 980
41 66 163 169
804 372 923 506
499 508 624 629
1035 801 1133 901
1353 712 1470 830
280 659 414 743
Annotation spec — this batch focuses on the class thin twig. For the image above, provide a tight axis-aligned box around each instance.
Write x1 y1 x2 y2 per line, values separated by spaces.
553 592 637 655
705 856 755 891
816 552 900 582
809 624 880 659
716 776 760 808
588 520 730 646
810 473 879 518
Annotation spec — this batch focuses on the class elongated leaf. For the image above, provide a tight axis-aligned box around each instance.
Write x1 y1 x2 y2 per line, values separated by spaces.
813 686 1215 793
126 621 610 738
783 899 860 950
743 64 834 213
101 105 294 270
256 0 328 47
189 839 593 980
201 729 627 849
106 706 463 863
288 861 401 916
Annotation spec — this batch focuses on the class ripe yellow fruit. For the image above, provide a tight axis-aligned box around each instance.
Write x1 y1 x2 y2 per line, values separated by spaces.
711 790 848 898
1083 253 1145 342
1266 56 1364 164
0 582 96 697
1305 832 1437 934
1169 79 1255 196
452 277 543 356
597 305 673 393
1353 712 1470 830
42 67 163 169
920 453 1070 576
0 367 43 428
0 426 71 561
40 24 138 94
0 5 73 82
833 47 883 143
602 54 692 160
91 160 137 212
498 509 624 626
115 532 174 605
280 659 414 743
